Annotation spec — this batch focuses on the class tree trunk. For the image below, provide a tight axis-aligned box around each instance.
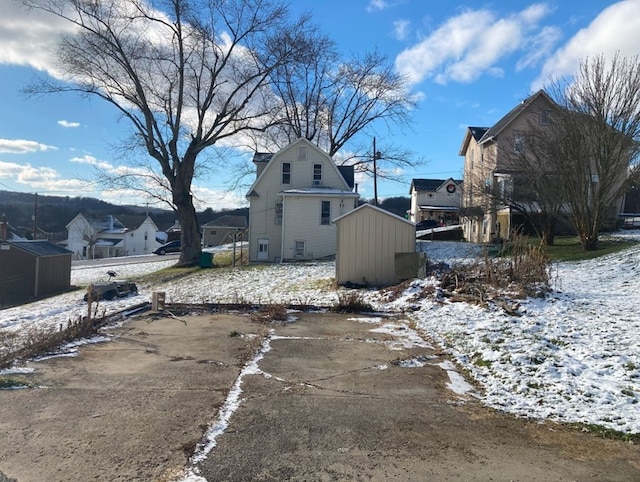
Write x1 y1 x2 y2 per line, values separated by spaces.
174 193 201 266
579 231 599 250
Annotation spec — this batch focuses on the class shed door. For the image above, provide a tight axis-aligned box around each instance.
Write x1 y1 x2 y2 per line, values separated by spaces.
257 238 269 261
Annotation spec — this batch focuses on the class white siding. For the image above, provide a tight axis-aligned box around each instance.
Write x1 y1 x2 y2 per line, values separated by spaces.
280 196 349 261
247 138 357 262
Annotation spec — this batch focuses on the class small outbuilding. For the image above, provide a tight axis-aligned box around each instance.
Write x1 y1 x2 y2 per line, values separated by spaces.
201 215 248 247
0 240 73 303
334 204 421 286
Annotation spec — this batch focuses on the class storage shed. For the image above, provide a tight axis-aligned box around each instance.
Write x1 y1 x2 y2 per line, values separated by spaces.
334 204 419 286
0 240 73 302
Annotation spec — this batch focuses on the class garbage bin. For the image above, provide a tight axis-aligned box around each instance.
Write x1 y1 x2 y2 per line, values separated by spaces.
199 252 214 268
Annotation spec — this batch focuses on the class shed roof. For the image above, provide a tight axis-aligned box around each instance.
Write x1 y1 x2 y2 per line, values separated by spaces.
202 215 248 228
333 202 414 226
2 240 73 257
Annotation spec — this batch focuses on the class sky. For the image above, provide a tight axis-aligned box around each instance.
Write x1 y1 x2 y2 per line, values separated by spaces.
1 234 639 479
1 0 640 210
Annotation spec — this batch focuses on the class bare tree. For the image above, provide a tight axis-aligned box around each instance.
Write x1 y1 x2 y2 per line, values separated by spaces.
20 0 311 265
541 53 640 250
247 34 422 185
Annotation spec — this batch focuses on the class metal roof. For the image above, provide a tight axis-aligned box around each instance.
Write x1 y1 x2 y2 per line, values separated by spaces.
1 240 72 257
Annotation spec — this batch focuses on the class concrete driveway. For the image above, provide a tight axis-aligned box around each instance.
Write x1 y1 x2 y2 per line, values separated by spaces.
0 311 638 482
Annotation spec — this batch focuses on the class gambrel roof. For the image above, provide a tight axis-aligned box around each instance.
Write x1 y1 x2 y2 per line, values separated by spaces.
245 138 355 198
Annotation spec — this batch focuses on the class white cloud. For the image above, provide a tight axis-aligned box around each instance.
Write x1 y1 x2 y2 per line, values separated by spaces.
393 19 411 41
70 154 113 170
0 160 92 193
191 186 248 211
0 3 75 75
533 0 640 90
0 161 26 178
395 4 554 85
58 120 80 128
0 139 57 154
367 0 390 12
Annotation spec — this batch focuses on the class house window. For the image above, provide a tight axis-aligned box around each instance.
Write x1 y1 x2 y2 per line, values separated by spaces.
539 109 550 126
298 146 307 161
282 162 291 184
82 246 87 258
514 133 525 154
313 163 322 185
320 200 331 225
275 202 283 225
294 240 305 257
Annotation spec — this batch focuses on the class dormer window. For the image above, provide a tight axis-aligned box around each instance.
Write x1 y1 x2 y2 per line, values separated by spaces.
282 162 291 184
313 163 322 186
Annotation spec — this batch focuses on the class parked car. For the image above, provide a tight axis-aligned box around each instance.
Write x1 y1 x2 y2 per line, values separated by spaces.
415 219 440 230
153 240 181 255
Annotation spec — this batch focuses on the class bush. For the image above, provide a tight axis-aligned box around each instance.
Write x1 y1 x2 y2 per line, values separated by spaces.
332 291 373 313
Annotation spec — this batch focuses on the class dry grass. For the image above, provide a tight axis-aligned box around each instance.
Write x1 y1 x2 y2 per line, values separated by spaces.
0 314 101 370
249 304 289 324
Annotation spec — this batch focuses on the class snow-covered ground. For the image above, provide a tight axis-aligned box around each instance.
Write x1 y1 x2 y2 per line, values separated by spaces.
1 236 639 436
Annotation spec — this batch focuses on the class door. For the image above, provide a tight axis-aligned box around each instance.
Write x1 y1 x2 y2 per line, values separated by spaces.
257 238 269 261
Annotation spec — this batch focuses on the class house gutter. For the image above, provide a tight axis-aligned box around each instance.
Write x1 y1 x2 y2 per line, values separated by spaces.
280 195 286 263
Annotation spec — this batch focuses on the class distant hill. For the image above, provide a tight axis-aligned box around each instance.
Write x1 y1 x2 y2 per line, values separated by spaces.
0 190 248 240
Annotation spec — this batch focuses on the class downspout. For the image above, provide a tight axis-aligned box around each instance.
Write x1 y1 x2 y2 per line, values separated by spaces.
280 195 286 263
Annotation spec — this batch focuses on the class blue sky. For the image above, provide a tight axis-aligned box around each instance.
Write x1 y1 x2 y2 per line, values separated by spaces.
1 0 640 209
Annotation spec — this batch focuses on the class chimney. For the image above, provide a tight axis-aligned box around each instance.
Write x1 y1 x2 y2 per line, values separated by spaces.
0 214 8 241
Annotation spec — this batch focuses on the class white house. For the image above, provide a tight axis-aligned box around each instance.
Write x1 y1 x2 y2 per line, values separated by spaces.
408 178 462 225
64 214 160 259
246 138 359 262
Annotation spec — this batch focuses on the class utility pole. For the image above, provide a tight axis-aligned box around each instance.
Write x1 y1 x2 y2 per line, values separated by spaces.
32 192 38 240
373 138 382 207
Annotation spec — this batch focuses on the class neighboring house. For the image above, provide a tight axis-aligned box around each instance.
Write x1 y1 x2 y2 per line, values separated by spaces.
201 215 248 247
246 138 359 262
459 90 627 243
0 239 72 302
334 204 419 286
64 214 160 259
408 178 462 225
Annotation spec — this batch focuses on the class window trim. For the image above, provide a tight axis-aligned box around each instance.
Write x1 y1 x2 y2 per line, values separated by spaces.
282 162 291 184
320 200 331 225
313 163 322 186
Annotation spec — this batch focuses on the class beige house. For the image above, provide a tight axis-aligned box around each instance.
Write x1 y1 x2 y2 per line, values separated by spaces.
334 204 418 286
459 91 558 243
201 215 247 247
408 178 462 225
246 138 359 262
